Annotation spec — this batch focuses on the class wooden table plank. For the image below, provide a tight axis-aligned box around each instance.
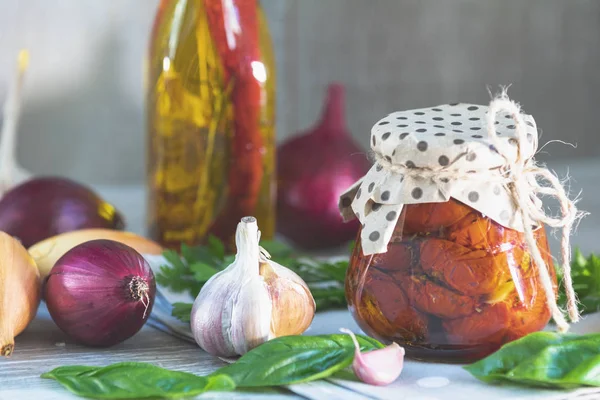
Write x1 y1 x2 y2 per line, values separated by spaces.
0 305 299 399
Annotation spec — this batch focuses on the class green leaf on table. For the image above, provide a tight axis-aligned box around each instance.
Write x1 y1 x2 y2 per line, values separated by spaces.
181 241 223 266
311 287 347 310
214 334 383 387
557 249 600 315
316 260 349 283
42 334 384 398
464 332 600 389
171 302 194 323
260 240 295 258
207 235 226 261
155 250 202 296
190 262 220 283
42 362 235 399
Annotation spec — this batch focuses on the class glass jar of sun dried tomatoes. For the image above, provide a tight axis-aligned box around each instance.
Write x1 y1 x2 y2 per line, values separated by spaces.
346 199 554 362
340 101 557 363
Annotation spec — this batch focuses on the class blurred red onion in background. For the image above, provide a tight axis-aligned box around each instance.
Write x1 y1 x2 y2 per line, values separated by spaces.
276 83 370 250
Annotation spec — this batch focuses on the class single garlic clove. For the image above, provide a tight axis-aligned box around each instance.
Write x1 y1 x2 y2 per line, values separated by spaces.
229 275 273 354
191 266 272 357
260 260 315 337
341 328 405 386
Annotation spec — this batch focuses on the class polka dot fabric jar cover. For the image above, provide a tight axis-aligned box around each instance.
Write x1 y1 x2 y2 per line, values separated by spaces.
339 102 539 256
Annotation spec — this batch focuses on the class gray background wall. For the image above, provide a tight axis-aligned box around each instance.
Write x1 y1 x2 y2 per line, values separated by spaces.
0 0 598 185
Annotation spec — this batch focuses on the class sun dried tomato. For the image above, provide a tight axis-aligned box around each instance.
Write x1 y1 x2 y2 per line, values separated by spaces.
443 302 510 346
446 213 522 253
354 268 429 343
420 239 515 296
371 242 418 275
505 239 556 341
403 274 476 319
402 199 472 235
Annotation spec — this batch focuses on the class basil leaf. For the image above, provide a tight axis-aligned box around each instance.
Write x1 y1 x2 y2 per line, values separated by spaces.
214 334 384 387
465 332 600 389
42 362 235 399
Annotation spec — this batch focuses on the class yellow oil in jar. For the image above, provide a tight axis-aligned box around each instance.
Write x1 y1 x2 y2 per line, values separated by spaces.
146 0 276 249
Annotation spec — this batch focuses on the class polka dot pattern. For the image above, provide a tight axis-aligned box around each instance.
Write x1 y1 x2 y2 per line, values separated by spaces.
370 103 537 173
338 102 537 256
468 191 479 202
412 187 423 199
369 231 380 241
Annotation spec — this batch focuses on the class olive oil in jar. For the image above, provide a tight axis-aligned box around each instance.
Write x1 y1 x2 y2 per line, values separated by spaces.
146 0 276 249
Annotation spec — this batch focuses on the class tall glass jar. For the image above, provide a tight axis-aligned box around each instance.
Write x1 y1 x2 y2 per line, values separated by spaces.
146 0 276 249
346 199 555 363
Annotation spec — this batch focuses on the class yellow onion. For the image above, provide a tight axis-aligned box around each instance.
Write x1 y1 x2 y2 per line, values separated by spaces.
0 231 41 356
28 229 163 281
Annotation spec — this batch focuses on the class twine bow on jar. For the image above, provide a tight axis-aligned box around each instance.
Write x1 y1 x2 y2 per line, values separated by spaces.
366 93 584 332
485 94 582 332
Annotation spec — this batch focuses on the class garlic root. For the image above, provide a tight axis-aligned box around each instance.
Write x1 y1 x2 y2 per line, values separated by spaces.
191 216 315 357
0 231 41 356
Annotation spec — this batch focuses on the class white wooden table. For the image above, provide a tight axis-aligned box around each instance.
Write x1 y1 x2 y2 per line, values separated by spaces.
1 159 600 400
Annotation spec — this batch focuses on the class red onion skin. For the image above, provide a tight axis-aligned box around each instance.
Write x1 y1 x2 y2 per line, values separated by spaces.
44 239 155 347
0 177 125 247
277 83 370 249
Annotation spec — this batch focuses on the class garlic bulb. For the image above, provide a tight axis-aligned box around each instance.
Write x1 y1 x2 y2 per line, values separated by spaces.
190 216 315 357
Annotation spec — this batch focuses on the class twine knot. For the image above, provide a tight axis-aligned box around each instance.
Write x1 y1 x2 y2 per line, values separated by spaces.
487 94 581 332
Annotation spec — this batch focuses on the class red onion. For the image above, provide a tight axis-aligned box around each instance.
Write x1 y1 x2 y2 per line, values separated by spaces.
0 177 125 247
276 83 370 249
44 239 155 347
